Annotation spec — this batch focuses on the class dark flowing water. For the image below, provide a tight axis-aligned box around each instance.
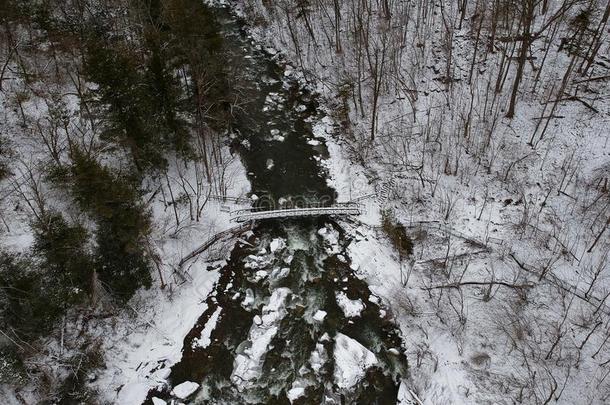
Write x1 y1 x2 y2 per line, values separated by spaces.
146 3 408 404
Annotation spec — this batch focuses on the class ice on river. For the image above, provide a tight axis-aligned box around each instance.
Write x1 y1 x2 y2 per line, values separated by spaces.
333 333 378 389
232 288 292 384
243 252 273 270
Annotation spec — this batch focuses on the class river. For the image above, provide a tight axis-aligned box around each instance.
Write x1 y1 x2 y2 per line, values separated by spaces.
146 3 409 404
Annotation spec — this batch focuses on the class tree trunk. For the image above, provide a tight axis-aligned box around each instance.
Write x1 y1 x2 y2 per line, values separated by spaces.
506 1 535 118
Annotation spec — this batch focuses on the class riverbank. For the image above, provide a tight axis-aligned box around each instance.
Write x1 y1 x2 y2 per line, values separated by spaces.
89 153 250 404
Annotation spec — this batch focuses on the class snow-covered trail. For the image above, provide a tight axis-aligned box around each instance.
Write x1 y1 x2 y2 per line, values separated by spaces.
143 3 411 404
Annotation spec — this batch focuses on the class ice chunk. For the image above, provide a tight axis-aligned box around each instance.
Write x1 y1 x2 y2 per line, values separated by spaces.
256 270 268 279
313 310 327 323
151 397 166 405
269 238 286 253
171 381 199 399
287 386 305 402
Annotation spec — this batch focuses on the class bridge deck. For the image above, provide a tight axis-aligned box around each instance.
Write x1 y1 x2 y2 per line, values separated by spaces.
230 204 361 222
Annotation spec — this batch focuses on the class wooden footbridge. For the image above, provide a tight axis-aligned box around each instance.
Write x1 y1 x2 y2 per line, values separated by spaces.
230 202 362 223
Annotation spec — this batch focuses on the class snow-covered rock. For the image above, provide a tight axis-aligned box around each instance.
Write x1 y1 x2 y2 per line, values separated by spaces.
232 288 292 383
333 333 378 389
317 225 340 254
270 266 290 280
309 343 328 374
335 292 365 318
397 380 423 404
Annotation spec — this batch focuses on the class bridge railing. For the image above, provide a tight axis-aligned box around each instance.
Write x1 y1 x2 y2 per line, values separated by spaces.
230 202 360 215
230 201 362 222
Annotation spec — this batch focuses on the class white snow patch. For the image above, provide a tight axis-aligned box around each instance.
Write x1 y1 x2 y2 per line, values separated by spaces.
116 382 150 405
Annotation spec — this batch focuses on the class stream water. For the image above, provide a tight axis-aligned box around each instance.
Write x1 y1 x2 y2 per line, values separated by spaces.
146 3 408 404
